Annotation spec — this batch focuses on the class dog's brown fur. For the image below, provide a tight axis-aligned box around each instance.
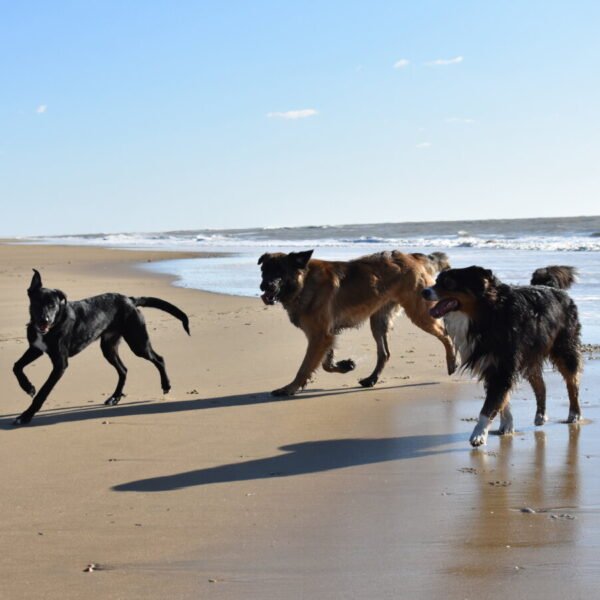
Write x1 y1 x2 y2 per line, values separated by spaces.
258 250 456 396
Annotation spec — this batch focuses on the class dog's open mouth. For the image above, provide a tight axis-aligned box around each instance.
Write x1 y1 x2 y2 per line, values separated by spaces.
36 324 51 334
430 298 460 318
261 291 278 305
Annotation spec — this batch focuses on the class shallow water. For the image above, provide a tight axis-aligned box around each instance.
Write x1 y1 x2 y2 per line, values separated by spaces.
29 216 600 343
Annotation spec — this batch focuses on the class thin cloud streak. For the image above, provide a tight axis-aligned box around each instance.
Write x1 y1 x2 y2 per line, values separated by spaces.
445 117 475 124
426 56 464 66
267 109 318 120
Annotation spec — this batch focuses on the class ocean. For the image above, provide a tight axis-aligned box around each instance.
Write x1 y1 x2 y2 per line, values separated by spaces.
28 215 600 344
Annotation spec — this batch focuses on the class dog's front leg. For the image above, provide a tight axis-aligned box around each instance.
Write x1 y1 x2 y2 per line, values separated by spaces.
470 378 512 447
14 354 68 426
272 333 333 396
13 346 44 397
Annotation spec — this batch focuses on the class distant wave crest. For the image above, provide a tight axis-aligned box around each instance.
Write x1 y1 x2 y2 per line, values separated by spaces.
26 232 600 252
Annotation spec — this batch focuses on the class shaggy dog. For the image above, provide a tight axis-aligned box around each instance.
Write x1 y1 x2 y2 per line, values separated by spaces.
422 266 581 446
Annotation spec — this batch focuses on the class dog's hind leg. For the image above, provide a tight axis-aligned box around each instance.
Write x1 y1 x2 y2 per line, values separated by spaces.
403 300 457 375
123 312 171 394
527 367 548 426
13 346 43 397
553 357 581 423
322 347 356 375
359 305 395 388
101 334 128 405
550 332 582 423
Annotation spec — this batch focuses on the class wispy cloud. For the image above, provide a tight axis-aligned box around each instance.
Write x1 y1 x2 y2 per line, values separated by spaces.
393 58 410 69
416 142 432 149
267 109 318 120
445 117 475 124
426 56 464 66
36 104 47 114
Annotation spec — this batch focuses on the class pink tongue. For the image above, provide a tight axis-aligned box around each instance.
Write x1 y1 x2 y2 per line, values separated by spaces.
430 298 459 318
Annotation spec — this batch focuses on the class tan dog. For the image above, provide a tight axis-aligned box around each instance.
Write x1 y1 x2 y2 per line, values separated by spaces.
258 250 456 396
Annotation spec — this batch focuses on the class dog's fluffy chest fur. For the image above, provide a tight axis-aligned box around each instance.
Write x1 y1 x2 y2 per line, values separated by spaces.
444 312 499 377
444 312 473 362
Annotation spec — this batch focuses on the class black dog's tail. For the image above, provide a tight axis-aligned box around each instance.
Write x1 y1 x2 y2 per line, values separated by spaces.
132 297 190 335
530 266 577 290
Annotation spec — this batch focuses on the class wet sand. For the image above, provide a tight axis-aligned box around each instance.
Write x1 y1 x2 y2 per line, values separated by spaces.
1 243 599 599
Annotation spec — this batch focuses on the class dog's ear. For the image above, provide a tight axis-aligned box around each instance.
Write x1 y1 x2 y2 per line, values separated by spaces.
258 253 269 266
289 250 314 270
56 290 67 305
28 269 42 296
480 268 499 297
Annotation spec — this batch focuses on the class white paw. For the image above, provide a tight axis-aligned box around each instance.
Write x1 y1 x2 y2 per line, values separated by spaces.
470 431 488 447
498 424 514 436
534 412 548 426
567 411 581 424
470 414 490 447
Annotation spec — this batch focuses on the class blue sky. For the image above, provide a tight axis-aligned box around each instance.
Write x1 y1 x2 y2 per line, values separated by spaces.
2 1 599 236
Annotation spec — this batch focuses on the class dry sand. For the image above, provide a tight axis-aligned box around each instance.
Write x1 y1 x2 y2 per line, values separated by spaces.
1 243 599 599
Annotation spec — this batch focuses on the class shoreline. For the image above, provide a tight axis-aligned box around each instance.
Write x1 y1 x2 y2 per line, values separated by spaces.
1 242 599 599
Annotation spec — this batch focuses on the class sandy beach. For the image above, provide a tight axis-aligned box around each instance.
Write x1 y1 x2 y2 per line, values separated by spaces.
1 243 599 600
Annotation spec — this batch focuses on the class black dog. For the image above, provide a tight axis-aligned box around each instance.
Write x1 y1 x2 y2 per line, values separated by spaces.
12 270 190 425
422 266 581 447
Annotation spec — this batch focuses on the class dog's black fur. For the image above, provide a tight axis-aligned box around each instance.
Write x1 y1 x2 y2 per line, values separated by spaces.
422 265 582 447
12 270 190 425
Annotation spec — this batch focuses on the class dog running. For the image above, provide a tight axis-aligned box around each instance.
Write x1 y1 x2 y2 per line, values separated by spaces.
258 249 456 396
12 269 190 425
422 265 581 446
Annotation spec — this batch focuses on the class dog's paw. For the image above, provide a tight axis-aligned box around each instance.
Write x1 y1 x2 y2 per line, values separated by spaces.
498 408 514 435
271 385 297 397
534 412 548 426
13 413 33 426
469 415 490 447
104 394 124 406
358 376 377 388
470 431 488 447
497 424 515 436
336 359 356 373
447 358 457 376
567 411 581 424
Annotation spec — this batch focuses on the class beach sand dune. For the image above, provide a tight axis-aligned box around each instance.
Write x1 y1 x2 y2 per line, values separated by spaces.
1 244 599 599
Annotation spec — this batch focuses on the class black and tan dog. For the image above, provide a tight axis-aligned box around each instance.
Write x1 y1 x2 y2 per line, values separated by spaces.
258 250 456 396
422 265 581 447
12 270 190 425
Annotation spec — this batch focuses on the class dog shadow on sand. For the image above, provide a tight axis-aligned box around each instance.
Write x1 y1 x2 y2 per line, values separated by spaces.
3 381 466 490
112 429 466 493
1 381 440 430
